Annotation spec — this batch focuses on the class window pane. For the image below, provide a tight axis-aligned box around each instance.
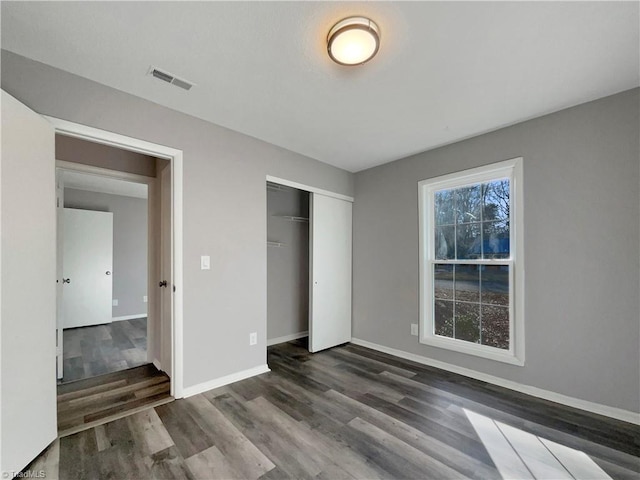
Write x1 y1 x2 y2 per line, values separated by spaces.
454 302 480 343
454 264 479 302
435 225 455 260
434 264 454 300
434 190 455 226
456 223 481 259
481 265 509 305
435 300 453 337
482 220 509 258
482 179 509 222
455 184 481 224
481 305 509 350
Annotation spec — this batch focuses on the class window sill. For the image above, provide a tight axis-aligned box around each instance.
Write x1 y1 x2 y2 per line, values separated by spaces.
419 334 524 366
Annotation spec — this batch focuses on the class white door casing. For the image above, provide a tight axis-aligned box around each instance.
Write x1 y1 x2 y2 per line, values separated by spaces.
1 90 58 474
309 194 353 353
62 208 113 329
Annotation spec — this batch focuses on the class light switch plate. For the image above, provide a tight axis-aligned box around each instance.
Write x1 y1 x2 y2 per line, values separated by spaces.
201 255 211 270
112 299 119 307
411 323 419 336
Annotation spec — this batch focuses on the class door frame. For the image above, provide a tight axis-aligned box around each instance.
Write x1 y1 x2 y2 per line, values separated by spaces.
48 116 184 398
266 176 354 203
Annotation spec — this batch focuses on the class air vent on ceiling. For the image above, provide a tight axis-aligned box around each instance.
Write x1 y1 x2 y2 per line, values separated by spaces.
148 66 194 91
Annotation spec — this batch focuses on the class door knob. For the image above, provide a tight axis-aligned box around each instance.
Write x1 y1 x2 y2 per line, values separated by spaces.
159 280 167 288
63 278 71 284
106 271 111 275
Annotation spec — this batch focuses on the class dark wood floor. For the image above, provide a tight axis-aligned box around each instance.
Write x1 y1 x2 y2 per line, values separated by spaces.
61 317 147 383
28 340 639 479
57 363 172 437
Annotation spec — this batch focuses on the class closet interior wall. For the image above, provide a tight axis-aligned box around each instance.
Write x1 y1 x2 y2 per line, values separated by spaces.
267 183 310 345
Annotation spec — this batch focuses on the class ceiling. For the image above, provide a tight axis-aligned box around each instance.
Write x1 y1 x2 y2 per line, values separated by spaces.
63 171 148 199
2 2 638 172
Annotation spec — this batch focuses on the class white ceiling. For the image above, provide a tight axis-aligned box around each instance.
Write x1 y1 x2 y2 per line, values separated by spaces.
2 2 638 172
63 171 148 199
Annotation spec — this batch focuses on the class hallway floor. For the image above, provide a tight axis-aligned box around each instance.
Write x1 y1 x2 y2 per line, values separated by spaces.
61 318 147 383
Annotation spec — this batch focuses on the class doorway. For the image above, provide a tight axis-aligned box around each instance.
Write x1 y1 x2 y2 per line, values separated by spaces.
48 116 184 402
53 137 177 435
56 168 150 383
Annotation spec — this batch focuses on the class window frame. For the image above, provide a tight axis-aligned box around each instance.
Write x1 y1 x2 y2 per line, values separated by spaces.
418 157 524 366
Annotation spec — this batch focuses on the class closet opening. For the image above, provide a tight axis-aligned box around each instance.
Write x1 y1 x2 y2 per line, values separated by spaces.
266 181 311 348
266 175 353 355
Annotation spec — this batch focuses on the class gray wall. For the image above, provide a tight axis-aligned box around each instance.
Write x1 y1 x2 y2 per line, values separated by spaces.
0 50 354 389
353 88 640 413
64 188 148 319
267 186 310 341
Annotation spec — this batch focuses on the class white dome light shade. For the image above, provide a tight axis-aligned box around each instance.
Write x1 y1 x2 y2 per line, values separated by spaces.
327 17 380 66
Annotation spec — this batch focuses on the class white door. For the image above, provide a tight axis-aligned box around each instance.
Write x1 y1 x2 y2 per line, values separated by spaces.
62 208 113 328
1 91 57 473
309 194 353 352
159 164 172 377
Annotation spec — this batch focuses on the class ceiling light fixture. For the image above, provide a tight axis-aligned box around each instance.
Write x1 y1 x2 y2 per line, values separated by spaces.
327 16 380 66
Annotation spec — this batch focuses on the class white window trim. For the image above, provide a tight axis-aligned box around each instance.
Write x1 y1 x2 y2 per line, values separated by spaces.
418 157 525 366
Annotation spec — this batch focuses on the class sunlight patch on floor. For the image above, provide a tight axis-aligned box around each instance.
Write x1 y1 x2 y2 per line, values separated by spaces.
463 409 611 480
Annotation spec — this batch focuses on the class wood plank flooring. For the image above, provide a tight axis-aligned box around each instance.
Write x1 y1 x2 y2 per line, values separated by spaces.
61 318 147 383
57 363 172 437
27 340 639 479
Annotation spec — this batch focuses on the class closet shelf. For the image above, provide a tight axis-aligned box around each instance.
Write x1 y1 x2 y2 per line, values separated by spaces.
273 215 309 223
267 241 286 248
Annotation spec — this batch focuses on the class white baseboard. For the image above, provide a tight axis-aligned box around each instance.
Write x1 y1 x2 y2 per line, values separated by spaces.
267 331 309 346
112 314 147 322
182 364 271 398
152 358 162 372
350 338 640 426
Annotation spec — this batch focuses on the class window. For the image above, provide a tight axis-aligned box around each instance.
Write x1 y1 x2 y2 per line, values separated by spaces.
418 158 524 365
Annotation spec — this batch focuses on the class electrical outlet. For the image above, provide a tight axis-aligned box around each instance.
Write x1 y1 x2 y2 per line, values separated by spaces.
249 332 257 346
143 295 148 303
411 323 419 336
112 299 119 307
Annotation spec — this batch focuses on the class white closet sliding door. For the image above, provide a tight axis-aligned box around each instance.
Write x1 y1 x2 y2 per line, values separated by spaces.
309 193 352 352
